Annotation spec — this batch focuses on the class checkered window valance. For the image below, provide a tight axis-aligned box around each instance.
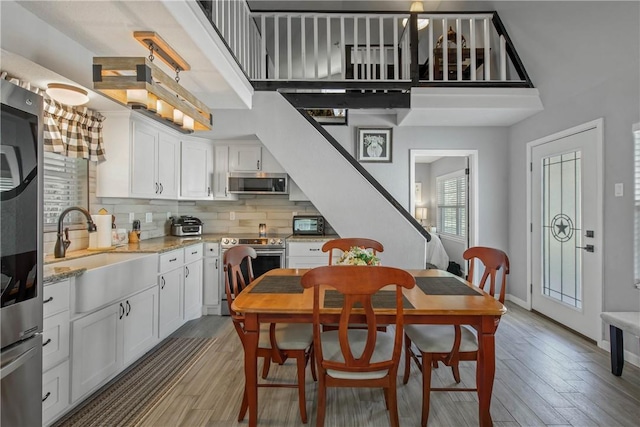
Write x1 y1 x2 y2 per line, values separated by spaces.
43 98 106 162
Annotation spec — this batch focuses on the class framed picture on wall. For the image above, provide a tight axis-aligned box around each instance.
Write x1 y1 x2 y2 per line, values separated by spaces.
356 127 392 162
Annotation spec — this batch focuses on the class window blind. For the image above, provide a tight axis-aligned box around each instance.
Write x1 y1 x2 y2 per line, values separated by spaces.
436 170 466 238
43 151 88 229
635 129 640 285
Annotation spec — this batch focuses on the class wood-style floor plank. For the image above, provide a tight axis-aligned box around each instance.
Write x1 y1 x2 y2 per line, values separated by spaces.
126 302 640 426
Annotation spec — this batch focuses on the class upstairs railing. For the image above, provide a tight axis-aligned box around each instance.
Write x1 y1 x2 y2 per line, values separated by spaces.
196 1 532 88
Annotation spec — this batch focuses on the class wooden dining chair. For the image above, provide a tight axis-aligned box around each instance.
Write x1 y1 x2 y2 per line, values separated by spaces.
223 245 316 424
301 265 415 427
321 237 384 265
402 246 509 427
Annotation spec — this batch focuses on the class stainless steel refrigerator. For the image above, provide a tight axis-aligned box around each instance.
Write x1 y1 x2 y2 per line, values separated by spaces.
1 79 43 426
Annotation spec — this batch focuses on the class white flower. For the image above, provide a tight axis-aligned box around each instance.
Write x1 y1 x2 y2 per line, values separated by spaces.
335 246 381 266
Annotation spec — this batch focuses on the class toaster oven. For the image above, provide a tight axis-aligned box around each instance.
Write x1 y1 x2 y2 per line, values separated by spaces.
171 216 203 236
292 215 325 236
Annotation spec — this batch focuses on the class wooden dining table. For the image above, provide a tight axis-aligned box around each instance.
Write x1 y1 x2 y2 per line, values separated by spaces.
231 268 507 427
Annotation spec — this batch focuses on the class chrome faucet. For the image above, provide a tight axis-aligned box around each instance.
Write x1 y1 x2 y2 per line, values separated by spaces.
54 207 97 258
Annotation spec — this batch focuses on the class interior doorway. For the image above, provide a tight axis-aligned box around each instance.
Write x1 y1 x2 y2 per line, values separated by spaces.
409 149 478 271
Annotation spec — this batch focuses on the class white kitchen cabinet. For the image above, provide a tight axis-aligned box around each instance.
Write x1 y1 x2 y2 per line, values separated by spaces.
158 267 183 339
181 139 213 199
42 360 70 426
130 122 179 199
229 145 262 171
97 113 179 199
213 145 237 200
42 279 71 426
71 286 159 402
203 243 220 315
184 258 203 321
286 241 329 268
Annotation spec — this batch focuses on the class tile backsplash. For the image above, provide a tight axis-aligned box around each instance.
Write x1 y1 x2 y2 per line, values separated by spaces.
43 163 326 255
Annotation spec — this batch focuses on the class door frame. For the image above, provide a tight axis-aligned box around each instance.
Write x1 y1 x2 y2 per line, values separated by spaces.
526 118 604 343
409 149 479 250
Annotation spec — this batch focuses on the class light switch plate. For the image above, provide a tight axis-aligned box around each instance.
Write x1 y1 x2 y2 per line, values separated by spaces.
230 211 235 220
615 183 623 197
145 212 153 223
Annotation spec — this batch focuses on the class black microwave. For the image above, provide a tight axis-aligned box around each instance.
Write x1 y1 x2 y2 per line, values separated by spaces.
292 215 325 236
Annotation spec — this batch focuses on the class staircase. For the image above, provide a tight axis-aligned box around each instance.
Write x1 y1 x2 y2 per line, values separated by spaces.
245 91 428 269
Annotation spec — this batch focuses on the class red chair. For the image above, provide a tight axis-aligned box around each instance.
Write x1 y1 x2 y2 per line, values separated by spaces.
321 237 384 265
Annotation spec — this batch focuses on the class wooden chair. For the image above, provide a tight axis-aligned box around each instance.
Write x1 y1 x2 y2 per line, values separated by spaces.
402 246 509 427
321 237 384 265
223 245 316 424
301 265 415 427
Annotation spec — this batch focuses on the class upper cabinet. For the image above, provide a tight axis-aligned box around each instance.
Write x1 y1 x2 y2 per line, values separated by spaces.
130 122 179 199
97 113 179 200
181 139 213 200
229 145 262 171
213 146 237 200
98 113 216 201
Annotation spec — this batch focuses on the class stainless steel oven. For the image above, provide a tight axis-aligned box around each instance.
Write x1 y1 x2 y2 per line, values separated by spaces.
219 236 286 315
1 80 43 427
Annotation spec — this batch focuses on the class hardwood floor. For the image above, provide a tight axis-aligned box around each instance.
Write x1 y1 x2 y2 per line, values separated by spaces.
138 303 640 426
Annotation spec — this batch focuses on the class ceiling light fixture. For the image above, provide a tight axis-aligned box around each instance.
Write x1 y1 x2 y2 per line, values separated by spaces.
92 31 211 134
403 1 430 31
46 83 90 106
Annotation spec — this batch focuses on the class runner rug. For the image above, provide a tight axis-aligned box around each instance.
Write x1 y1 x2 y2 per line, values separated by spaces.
53 336 216 427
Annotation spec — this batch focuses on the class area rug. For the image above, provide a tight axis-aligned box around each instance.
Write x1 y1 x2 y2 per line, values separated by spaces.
53 336 216 427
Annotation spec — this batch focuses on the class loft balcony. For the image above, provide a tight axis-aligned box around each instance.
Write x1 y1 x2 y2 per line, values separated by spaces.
196 1 542 125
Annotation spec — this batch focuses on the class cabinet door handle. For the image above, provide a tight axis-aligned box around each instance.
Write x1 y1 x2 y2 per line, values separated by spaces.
161 276 165 289
185 266 189 278
208 186 211 196
191 251 198 255
42 392 51 402
42 338 52 347
119 303 124 319
43 297 53 304
155 183 159 194
256 160 260 170
309 248 320 252
224 187 228 197
169 257 177 262
159 183 163 194
126 301 131 316
215 259 218 269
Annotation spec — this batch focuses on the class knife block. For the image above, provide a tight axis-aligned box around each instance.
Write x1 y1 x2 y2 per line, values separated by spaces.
128 231 141 243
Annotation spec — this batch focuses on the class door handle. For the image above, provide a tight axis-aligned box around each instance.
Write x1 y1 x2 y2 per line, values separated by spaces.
119 302 125 319
155 183 159 194
161 276 165 289
42 392 51 402
42 338 52 347
159 183 163 194
185 266 189 278
576 244 595 253
208 186 211 196
215 258 218 269
43 297 53 304
126 301 131 316
256 160 260 169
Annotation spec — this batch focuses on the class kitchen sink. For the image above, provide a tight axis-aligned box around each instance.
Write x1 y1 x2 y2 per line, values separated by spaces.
49 252 158 313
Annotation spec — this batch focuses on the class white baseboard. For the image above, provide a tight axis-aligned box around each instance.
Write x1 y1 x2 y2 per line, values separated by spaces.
599 340 640 369
506 293 529 309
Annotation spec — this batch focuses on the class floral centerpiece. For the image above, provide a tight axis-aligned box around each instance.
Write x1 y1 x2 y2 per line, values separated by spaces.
335 246 381 266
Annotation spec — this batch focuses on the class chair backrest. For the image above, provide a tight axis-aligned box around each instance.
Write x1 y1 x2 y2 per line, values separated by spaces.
223 245 257 316
301 265 415 374
321 238 384 265
463 246 509 303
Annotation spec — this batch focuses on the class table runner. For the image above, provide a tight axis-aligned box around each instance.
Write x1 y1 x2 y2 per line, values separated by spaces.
248 275 304 294
415 276 482 296
323 290 414 309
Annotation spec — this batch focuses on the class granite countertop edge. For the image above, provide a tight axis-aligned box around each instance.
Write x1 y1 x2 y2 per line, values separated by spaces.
43 235 225 283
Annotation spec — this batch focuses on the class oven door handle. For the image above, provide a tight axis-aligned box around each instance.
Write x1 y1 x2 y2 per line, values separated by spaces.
1 344 37 380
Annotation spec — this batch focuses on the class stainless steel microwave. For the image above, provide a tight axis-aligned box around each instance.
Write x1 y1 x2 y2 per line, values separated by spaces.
227 172 288 195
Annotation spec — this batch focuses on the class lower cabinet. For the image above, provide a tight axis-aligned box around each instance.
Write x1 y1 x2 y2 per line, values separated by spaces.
286 241 329 268
158 267 184 339
184 258 203 321
202 243 220 315
71 286 159 403
42 360 70 425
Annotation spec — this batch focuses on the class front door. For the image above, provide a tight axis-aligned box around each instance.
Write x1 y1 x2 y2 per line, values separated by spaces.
530 122 603 341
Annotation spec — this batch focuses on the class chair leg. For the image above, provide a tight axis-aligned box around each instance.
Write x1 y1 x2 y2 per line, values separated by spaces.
421 353 433 427
451 362 461 383
310 345 318 381
296 353 308 424
383 387 390 410
261 356 271 379
238 387 249 422
387 379 400 427
316 376 327 427
403 334 412 384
